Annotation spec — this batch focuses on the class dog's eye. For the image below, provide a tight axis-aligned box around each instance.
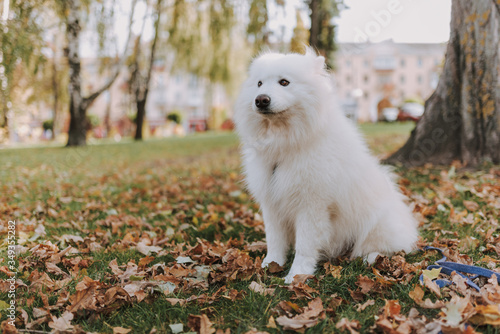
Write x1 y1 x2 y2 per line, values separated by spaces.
257 81 262 87
279 79 290 87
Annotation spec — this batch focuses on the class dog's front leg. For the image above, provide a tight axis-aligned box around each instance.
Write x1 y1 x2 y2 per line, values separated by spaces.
261 206 289 268
284 210 326 284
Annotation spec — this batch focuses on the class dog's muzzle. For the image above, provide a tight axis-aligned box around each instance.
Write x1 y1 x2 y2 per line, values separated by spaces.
255 94 271 113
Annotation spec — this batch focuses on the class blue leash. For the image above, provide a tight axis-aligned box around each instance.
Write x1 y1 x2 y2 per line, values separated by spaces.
419 246 500 292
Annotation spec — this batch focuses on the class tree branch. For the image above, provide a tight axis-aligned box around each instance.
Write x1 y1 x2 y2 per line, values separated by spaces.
82 0 138 109
493 0 500 16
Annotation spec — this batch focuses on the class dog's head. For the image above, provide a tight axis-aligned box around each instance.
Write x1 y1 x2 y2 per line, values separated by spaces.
247 50 327 116
235 49 333 150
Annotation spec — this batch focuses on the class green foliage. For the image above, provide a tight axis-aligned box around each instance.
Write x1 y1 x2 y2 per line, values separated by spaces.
403 96 425 105
307 0 345 67
86 114 100 128
0 0 47 116
247 0 269 53
42 119 54 131
167 111 182 124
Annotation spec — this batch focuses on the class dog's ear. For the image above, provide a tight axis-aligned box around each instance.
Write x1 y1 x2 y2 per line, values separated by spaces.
315 56 326 72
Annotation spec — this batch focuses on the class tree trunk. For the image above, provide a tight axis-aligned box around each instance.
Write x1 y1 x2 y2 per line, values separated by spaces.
66 0 86 147
308 0 319 49
67 99 87 146
134 98 146 140
384 0 500 167
52 51 59 139
65 0 136 146
133 0 162 141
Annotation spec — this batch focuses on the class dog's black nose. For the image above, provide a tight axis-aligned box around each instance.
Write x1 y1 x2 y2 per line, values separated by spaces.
255 94 271 109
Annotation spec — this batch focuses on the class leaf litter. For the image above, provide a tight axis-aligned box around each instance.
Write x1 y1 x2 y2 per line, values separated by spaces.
1 143 499 333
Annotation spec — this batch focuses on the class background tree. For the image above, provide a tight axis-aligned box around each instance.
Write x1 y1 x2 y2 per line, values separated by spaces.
385 0 500 167
290 9 309 54
247 0 269 53
306 0 344 66
0 0 46 139
130 0 162 140
56 0 136 146
163 0 244 129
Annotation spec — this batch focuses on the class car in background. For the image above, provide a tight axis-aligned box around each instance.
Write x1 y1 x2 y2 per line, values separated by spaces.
398 102 424 122
382 103 424 122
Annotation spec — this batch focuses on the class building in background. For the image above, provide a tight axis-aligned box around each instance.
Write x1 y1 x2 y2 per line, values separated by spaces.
334 40 446 122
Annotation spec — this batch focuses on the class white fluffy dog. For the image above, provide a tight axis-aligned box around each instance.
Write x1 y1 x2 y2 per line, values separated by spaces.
234 50 419 283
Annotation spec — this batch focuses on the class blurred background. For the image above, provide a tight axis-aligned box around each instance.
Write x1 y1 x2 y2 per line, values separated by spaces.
0 0 452 147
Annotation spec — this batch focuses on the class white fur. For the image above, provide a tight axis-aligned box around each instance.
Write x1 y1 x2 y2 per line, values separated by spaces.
234 50 419 284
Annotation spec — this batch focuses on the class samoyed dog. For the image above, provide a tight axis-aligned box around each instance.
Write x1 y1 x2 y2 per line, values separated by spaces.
234 50 419 284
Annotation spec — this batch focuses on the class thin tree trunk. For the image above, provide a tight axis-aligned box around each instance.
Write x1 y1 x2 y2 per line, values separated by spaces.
134 0 163 141
308 0 319 49
134 99 146 140
66 0 86 146
384 0 500 167
52 51 59 139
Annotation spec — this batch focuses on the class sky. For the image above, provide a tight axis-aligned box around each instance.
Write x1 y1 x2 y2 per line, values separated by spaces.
334 0 452 43
84 0 452 57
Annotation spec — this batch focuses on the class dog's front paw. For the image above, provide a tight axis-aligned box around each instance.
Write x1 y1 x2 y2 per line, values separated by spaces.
262 255 286 268
284 273 297 284
363 252 381 265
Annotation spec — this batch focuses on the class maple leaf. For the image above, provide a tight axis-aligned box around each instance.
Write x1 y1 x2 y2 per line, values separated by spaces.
356 275 376 294
48 311 74 332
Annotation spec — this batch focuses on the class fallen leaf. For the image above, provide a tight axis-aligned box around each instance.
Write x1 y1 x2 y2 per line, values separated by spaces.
356 299 375 311
335 318 360 334
48 311 74 331
188 314 216 334
169 324 184 334
136 241 162 256
463 200 479 211
113 327 132 334
249 281 274 296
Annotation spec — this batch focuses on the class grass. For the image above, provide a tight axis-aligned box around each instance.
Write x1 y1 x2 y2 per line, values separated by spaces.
1 123 499 333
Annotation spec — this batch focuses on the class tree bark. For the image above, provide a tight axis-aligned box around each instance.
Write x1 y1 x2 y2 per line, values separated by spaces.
384 0 500 167
134 0 162 141
308 0 319 49
65 0 136 146
51 49 59 139
66 0 86 147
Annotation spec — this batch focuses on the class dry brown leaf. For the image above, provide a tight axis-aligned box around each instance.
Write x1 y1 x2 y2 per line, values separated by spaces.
67 285 97 313
469 304 500 325
335 317 360 334
275 297 324 330
356 275 376 294
188 314 216 334
48 310 74 331
249 281 274 296
463 200 479 212
166 298 186 306
423 276 442 297
355 299 375 311
267 261 284 273
113 327 132 334
0 320 18 334
324 263 342 279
